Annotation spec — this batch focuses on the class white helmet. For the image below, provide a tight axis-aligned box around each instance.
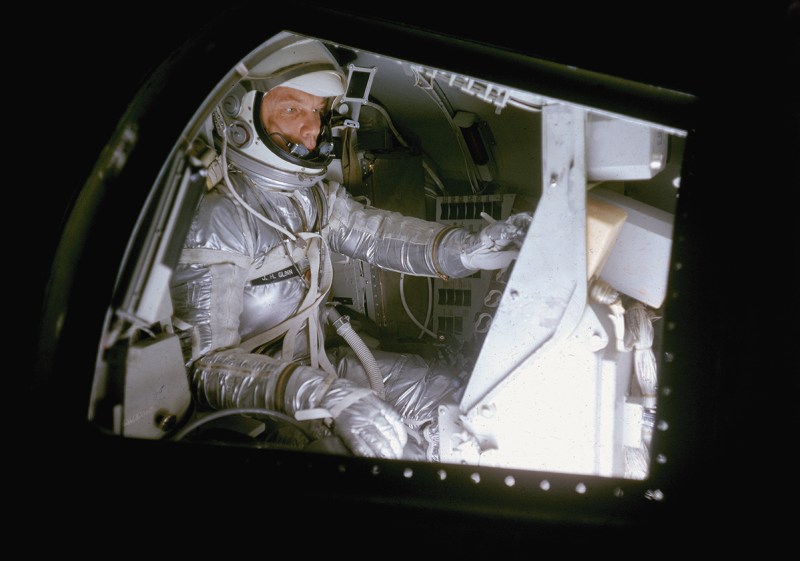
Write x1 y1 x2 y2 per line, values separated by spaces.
214 33 346 188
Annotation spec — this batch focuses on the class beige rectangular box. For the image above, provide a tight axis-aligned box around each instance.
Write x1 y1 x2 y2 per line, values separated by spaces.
588 186 674 309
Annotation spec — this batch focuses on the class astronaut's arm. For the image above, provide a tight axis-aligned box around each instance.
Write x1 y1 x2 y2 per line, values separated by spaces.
325 182 531 278
191 350 407 458
171 255 407 459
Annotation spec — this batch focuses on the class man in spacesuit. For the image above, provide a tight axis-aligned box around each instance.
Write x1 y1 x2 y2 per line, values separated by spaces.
170 33 531 460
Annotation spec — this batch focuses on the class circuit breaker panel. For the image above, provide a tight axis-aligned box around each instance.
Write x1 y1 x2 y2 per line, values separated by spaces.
431 194 516 343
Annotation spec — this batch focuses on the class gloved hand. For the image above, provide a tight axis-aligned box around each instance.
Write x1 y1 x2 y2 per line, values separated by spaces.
320 377 408 459
460 212 532 271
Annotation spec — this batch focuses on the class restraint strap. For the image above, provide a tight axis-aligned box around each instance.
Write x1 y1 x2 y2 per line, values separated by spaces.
238 232 335 377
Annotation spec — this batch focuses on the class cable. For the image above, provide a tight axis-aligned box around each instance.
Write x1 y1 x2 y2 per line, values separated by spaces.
172 407 315 442
590 279 658 479
625 301 658 409
420 276 433 340
622 300 659 481
400 273 438 340
423 161 448 195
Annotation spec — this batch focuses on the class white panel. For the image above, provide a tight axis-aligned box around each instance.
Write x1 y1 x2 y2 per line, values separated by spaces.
586 114 668 181
123 334 192 439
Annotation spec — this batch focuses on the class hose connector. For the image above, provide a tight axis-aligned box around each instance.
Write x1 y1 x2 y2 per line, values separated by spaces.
327 306 351 332
325 304 385 400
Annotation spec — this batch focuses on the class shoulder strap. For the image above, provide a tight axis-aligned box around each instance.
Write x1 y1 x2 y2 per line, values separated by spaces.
237 233 336 377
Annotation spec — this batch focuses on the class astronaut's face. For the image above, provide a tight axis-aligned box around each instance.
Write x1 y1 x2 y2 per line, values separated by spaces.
260 86 327 152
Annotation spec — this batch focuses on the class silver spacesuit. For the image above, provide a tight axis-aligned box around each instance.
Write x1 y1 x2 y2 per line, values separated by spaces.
170 32 530 459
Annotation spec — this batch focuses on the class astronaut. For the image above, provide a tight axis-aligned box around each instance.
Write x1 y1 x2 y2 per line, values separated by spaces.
170 33 531 459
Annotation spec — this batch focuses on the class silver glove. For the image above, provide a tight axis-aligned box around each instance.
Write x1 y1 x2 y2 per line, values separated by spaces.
460 212 532 271
321 378 408 459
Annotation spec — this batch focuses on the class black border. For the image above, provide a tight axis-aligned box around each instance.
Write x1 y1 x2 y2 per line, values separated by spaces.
30 0 798 548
